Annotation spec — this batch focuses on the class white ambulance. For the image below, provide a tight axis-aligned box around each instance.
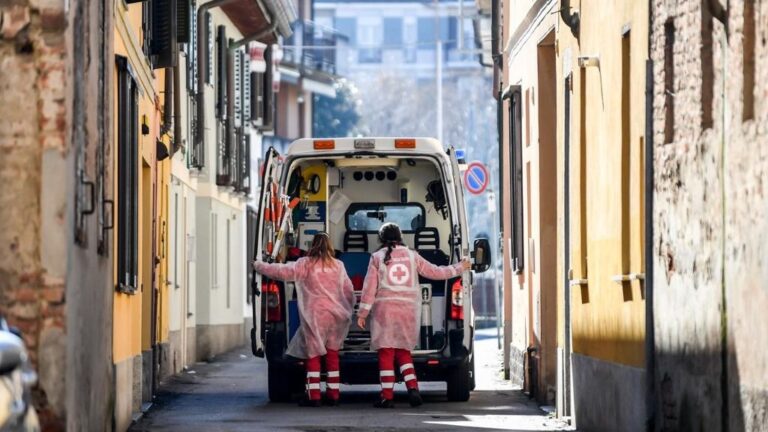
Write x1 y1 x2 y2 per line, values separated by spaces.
249 137 491 402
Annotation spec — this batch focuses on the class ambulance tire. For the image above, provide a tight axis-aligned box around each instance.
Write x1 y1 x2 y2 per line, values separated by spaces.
446 362 471 402
268 363 302 402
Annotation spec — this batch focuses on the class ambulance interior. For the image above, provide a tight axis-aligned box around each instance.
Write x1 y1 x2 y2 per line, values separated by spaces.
272 156 461 354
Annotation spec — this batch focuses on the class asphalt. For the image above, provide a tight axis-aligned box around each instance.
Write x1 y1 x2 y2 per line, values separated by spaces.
129 329 573 432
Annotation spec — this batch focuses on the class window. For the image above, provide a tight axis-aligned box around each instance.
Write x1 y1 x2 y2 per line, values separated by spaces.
383 18 403 46
358 18 382 63
186 0 198 93
508 86 524 273
335 17 356 45
345 203 425 233
216 25 230 185
417 18 435 46
116 55 139 294
403 19 417 62
206 11 213 85
664 20 675 143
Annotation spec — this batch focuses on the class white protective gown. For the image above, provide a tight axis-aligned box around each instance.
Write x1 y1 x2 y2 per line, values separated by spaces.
357 246 464 350
253 258 355 359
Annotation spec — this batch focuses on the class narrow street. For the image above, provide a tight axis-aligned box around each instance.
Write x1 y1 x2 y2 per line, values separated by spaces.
129 330 572 432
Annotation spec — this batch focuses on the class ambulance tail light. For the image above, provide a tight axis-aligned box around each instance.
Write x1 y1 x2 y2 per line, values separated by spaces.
394 139 416 149
313 139 335 150
264 280 282 322
450 279 464 320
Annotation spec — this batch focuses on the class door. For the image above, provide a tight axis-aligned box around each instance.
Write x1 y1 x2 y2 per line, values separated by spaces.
447 148 472 349
250 146 282 357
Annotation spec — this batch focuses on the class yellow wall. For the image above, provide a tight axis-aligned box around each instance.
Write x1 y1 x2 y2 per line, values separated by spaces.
112 0 170 362
556 0 648 368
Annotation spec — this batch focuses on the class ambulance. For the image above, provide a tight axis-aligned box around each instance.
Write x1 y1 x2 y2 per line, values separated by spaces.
249 138 491 402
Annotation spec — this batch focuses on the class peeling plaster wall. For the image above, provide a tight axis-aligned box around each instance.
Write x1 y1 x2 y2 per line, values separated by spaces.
0 0 113 430
652 0 768 430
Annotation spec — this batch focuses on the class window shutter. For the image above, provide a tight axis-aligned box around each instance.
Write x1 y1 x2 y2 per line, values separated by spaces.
186 2 198 92
250 71 263 125
243 51 251 122
206 12 213 84
234 48 242 127
151 0 178 69
177 0 191 44
216 25 227 119
261 45 274 131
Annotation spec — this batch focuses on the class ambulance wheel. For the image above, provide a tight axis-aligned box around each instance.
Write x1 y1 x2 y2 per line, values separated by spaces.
446 362 471 402
268 363 297 402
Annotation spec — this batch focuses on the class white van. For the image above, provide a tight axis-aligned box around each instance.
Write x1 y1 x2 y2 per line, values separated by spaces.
249 137 491 402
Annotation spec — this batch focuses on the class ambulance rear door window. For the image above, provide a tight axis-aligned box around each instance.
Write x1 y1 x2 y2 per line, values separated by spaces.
346 203 425 233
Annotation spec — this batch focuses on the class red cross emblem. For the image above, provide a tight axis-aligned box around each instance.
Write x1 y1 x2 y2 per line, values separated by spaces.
388 264 410 285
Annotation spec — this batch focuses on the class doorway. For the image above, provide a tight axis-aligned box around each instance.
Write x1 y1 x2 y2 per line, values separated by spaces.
140 162 157 406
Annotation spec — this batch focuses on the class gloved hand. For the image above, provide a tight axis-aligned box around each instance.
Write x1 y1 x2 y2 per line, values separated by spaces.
461 258 471 271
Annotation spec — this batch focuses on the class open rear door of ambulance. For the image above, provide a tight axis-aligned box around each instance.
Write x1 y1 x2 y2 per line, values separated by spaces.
250 146 282 357
447 147 472 349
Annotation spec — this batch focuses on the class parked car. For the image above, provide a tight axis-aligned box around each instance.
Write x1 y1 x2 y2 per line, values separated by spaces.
249 138 491 402
0 317 40 432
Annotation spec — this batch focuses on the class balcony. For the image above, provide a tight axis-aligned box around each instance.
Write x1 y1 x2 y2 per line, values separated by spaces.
282 20 341 78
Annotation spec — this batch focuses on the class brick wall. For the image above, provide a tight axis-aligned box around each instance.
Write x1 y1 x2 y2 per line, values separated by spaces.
652 0 768 430
0 1 114 430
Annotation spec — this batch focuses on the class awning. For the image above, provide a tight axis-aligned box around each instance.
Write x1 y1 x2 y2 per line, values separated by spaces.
221 0 297 42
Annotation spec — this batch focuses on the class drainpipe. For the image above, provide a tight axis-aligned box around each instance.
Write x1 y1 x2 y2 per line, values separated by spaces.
644 9 656 428
644 58 656 432
173 64 182 154
559 0 580 37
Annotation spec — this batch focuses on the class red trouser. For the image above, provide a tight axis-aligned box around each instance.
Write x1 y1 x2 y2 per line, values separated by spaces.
378 348 418 400
305 349 340 401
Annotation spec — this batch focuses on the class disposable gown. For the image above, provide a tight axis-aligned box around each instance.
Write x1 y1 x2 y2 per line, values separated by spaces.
358 246 464 350
253 258 355 359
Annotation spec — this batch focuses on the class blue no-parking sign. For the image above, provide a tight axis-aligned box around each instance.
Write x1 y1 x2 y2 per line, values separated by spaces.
463 161 489 195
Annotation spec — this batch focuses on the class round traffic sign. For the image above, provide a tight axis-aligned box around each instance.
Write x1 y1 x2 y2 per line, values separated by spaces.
463 161 489 195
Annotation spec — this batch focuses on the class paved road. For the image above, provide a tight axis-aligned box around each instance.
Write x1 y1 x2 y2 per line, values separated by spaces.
130 330 573 431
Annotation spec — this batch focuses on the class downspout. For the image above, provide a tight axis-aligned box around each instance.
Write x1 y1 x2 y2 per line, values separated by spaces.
196 0 238 168
644 2 656 426
173 64 182 154
559 0 580 37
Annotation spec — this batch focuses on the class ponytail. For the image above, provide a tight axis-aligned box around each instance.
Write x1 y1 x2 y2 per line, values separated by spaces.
383 242 396 265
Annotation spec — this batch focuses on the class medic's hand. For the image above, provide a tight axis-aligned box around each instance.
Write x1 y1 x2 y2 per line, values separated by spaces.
252 260 260 271
460 258 471 271
356 316 366 328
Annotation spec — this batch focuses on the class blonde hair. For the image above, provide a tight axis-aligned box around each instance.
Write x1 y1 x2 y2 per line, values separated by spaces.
307 233 335 266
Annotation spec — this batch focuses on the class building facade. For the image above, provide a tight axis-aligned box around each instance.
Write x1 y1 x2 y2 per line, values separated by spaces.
488 0 768 430
0 0 115 429
495 0 649 429
651 0 768 430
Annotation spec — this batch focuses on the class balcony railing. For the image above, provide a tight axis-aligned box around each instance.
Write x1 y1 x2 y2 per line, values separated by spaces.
282 20 340 76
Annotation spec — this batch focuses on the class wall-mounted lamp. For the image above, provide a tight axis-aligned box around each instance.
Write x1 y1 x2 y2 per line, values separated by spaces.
578 55 600 68
141 114 150 136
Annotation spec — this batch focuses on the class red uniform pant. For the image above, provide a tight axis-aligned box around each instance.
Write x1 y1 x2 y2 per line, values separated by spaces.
378 348 418 400
305 349 340 401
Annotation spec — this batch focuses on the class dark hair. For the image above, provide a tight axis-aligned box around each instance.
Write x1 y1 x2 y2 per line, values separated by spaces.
378 223 403 265
307 233 335 267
